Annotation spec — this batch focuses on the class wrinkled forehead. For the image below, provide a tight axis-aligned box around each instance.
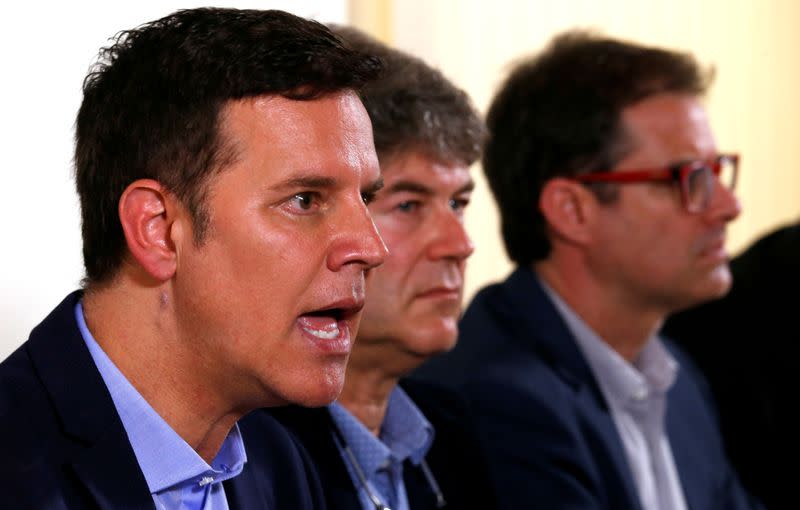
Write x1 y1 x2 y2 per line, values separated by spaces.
379 149 473 192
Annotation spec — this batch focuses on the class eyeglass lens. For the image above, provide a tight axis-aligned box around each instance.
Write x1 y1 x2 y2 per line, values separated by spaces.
685 158 737 213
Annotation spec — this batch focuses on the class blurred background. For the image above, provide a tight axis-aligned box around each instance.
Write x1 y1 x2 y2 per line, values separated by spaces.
2 0 798 358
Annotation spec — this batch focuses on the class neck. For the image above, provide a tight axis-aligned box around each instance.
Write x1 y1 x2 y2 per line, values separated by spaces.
82 276 243 463
535 259 664 362
337 361 400 437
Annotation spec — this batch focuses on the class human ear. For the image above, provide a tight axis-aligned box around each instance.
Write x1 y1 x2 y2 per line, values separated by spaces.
118 179 179 282
539 177 595 245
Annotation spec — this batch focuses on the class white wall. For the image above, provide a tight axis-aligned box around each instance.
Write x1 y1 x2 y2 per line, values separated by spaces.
8 1 800 359
0 1 347 359
386 0 800 303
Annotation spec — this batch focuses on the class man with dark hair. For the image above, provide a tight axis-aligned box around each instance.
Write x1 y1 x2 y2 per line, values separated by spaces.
270 26 496 509
0 8 386 508
416 31 761 509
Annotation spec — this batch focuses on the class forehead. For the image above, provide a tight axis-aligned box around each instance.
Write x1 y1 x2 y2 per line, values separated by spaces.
380 150 472 189
219 90 378 180
618 93 717 166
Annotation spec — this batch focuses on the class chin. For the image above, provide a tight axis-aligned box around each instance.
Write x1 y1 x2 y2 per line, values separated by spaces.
677 272 732 311
295 392 342 408
277 364 346 408
706 265 734 297
411 329 459 357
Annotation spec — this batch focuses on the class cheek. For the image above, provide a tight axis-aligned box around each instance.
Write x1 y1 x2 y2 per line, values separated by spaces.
367 237 416 289
238 228 327 295
373 218 408 255
363 270 398 317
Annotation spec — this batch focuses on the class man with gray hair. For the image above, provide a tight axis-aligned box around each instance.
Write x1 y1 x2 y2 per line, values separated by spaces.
270 26 497 510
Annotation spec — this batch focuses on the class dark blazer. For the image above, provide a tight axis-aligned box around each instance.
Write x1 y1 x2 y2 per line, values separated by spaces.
269 378 497 510
664 223 800 510
414 267 761 510
0 291 326 509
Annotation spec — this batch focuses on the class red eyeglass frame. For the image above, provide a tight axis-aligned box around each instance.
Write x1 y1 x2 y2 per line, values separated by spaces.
574 153 739 213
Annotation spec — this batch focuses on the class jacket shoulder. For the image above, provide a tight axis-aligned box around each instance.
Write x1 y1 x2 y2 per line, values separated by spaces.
234 409 329 509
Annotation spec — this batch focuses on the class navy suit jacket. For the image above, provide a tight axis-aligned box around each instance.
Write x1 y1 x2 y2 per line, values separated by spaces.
0 291 326 509
268 378 498 510
415 268 761 510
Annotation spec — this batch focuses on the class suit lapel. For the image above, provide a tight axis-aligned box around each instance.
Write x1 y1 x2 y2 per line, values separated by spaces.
70 432 155 509
272 406 361 508
223 459 269 510
574 385 643 510
502 269 643 509
311 409 362 508
27 292 154 509
402 462 438 510
501 268 599 389
665 373 714 510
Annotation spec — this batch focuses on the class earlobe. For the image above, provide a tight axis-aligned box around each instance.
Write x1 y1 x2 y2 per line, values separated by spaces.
118 179 179 282
539 177 594 245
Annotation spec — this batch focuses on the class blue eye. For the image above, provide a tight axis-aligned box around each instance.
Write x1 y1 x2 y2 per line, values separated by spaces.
450 197 470 211
397 201 419 213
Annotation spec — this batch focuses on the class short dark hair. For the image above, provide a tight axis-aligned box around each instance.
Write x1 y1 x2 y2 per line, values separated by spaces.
75 8 381 285
483 30 713 266
330 25 485 167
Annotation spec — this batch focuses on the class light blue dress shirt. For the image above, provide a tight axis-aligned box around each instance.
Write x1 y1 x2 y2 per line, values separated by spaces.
329 386 434 510
75 301 247 510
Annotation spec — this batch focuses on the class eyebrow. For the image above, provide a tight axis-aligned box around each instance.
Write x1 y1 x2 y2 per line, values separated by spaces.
458 180 476 194
272 174 383 193
363 176 385 195
385 179 475 195
276 176 337 190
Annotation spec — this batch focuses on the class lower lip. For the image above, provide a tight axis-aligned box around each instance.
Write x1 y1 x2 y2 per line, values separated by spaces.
296 319 352 355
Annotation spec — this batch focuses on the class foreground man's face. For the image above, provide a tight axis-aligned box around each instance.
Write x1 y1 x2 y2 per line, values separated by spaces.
174 91 386 407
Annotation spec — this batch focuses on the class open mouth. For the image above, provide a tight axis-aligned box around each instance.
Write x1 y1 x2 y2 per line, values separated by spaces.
298 308 347 340
296 299 364 352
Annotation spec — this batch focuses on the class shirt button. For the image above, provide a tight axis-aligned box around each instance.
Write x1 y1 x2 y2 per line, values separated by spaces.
199 476 215 486
632 387 648 401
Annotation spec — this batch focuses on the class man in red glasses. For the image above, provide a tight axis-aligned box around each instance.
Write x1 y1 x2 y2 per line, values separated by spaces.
416 31 762 509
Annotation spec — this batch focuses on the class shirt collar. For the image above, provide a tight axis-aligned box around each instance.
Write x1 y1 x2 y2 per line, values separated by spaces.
329 385 434 477
381 386 435 465
75 301 247 493
539 279 678 405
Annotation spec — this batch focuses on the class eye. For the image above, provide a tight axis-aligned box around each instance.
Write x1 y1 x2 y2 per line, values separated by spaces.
290 192 318 211
449 197 470 212
396 200 420 213
361 190 377 206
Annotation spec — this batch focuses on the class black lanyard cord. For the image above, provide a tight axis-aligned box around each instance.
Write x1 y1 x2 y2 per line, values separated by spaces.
331 419 392 510
328 411 447 509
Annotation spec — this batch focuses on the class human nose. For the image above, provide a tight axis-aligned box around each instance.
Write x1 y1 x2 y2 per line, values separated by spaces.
427 209 475 262
705 177 742 223
326 200 388 272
